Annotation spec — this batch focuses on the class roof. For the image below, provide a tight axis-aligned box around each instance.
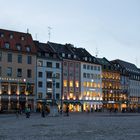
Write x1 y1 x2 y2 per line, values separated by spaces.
0 28 36 54
97 57 111 66
48 41 99 64
112 59 140 74
34 41 60 59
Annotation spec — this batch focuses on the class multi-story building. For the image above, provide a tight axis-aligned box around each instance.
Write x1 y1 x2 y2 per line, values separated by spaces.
34 41 62 111
112 59 140 111
0 29 36 112
48 42 81 111
48 42 102 112
70 47 102 112
97 58 126 111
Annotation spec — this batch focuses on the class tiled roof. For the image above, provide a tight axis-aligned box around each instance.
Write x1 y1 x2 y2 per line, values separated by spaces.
97 57 111 66
34 41 54 53
0 29 36 54
112 59 140 74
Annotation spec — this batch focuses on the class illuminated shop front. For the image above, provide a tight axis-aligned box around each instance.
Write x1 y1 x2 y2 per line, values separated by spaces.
0 77 34 111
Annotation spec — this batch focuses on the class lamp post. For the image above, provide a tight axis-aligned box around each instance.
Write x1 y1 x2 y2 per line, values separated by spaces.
50 73 58 116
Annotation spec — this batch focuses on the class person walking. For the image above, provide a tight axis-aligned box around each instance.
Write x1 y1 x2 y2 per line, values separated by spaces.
66 105 69 116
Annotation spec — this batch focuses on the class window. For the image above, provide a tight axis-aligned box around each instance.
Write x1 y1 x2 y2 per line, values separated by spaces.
38 72 43 77
21 36 25 41
16 44 22 51
62 53 65 57
83 64 86 69
83 73 86 78
7 67 12 77
47 62 52 68
63 80 67 87
7 53 12 62
18 55 22 63
27 69 32 78
76 63 79 68
68 54 71 58
46 72 52 78
0 67 1 76
9 34 13 39
56 83 60 88
94 66 97 70
5 43 10 49
27 56 32 64
98 66 100 71
91 66 93 70
87 73 90 78
38 81 43 88
17 68 22 77
87 65 90 70
56 93 60 99
38 92 43 99
0 51 2 61
0 33 4 37
56 63 60 68
46 93 52 99
47 82 52 88
38 60 43 66
75 81 79 87
70 81 73 87
56 73 60 79
26 46 31 52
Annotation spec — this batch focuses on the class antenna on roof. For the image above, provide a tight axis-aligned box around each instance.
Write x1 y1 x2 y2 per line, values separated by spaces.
27 28 29 33
48 26 52 41
95 48 99 58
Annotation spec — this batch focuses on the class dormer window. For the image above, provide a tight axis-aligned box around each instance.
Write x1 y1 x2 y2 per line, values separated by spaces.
45 53 49 57
68 54 71 58
85 57 87 61
62 53 65 57
21 36 25 41
89 57 92 62
9 34 13 39
74 55 76 59
16 44 22 51
26 46 31 52
5 42 10 49
0 33 4 38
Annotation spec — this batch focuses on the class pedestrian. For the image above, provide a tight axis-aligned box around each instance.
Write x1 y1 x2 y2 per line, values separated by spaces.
25 106 30 118
41 108 45 118
66 105 69 116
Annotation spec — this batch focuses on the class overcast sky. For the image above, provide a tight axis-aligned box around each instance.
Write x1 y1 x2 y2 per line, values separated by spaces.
0 0 140 67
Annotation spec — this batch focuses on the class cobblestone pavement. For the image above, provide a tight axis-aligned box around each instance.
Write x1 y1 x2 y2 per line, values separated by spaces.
0 112 140 140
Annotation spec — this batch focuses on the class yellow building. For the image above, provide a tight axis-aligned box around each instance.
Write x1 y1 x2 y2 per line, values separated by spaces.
0 29 36 112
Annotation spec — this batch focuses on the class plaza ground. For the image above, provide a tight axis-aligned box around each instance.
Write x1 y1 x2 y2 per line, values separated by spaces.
0 112 140 140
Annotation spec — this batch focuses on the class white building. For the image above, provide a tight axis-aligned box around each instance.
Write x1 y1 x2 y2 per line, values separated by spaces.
81 61 102 111
34 41 62 111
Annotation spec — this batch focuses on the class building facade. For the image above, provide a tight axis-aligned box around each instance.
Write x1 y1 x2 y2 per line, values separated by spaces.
34 41 62 111
0 29 36 112
97 58 127 112
112 59 140 111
